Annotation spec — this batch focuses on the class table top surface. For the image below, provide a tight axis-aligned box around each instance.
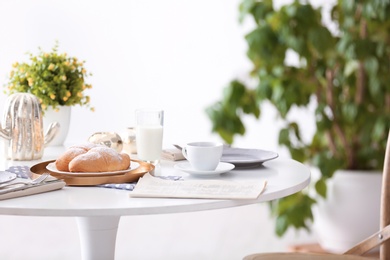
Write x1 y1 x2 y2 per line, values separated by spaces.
0 147 311 217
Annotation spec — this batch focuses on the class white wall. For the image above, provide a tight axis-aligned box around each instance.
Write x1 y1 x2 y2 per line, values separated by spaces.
0 1 326 259
1 0 287 153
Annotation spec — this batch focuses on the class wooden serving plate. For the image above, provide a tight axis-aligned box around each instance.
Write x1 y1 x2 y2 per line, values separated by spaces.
30 159 155 186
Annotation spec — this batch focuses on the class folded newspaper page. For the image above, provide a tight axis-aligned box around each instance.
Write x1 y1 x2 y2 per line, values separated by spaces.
130 173 267 199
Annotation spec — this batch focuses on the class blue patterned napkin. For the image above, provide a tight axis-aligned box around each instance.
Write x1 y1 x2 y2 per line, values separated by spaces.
98 176 181 190
99 183 137 190
6 166 32 179
6 166 181 191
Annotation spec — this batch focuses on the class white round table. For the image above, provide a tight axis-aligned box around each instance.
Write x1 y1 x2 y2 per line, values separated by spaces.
0 149 310 260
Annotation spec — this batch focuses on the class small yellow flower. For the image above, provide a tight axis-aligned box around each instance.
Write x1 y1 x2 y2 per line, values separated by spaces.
82 69 86 74
9 71 14 77
63 96 69 101
66 91 71 97
91 107 95 112
77 92 83 98
12 62 19 68
61 75 67 81
19 67 24 73
27 78 34 86
64 61 70 66
48 63 55 71
41 104 47 110
44 53 49 58
50 94 56 100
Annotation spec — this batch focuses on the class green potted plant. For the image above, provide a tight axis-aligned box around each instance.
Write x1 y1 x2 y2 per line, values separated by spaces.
4 42 93 112
3 42 93 145
206 0 390 251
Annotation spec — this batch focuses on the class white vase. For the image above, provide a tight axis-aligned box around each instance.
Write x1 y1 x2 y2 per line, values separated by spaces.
312 168 382 253
43 106 71 146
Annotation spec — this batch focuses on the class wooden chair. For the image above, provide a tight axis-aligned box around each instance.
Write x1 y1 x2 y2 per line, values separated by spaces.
244 130 390 260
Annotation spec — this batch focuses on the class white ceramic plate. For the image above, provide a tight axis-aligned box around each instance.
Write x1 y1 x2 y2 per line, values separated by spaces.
174 162 235 177
0 171 17 184
221 148 278 167
46 162 140 177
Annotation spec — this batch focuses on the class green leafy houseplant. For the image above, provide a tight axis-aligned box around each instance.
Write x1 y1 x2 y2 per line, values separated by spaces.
207 0 390 236
4 43 93 112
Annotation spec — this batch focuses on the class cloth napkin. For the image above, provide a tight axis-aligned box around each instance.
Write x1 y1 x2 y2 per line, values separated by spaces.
6 166 34 179
7 166 181 191
99 175 181 190
1 166 65 200
6 165 63 184
161 148 185 161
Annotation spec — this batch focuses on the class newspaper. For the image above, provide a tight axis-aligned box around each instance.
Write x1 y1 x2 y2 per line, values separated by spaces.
130 173 267 200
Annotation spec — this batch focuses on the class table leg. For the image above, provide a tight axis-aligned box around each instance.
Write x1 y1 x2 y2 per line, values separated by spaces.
76 216 120 260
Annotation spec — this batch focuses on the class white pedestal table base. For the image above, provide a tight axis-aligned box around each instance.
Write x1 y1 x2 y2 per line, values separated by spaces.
76 216 120 260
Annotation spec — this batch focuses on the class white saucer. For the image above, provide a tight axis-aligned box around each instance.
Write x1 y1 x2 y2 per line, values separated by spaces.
174 162 235 177
0 171 17 184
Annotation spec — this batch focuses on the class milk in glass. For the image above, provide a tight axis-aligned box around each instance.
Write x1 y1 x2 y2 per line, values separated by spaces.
135 109 164 164
136 125 163 161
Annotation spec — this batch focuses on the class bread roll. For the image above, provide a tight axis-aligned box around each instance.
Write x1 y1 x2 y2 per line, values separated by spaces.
69 146 130 172
55 147 88 172
55 143 99 171
55 143 131 172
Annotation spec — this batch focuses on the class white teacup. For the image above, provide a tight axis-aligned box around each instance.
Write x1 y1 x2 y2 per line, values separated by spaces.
182 142 223 171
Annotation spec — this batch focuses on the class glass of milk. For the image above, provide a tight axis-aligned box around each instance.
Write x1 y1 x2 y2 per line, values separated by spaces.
135 109 164 164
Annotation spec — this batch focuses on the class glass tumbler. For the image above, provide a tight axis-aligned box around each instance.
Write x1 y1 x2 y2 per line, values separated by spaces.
135 109 164 164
